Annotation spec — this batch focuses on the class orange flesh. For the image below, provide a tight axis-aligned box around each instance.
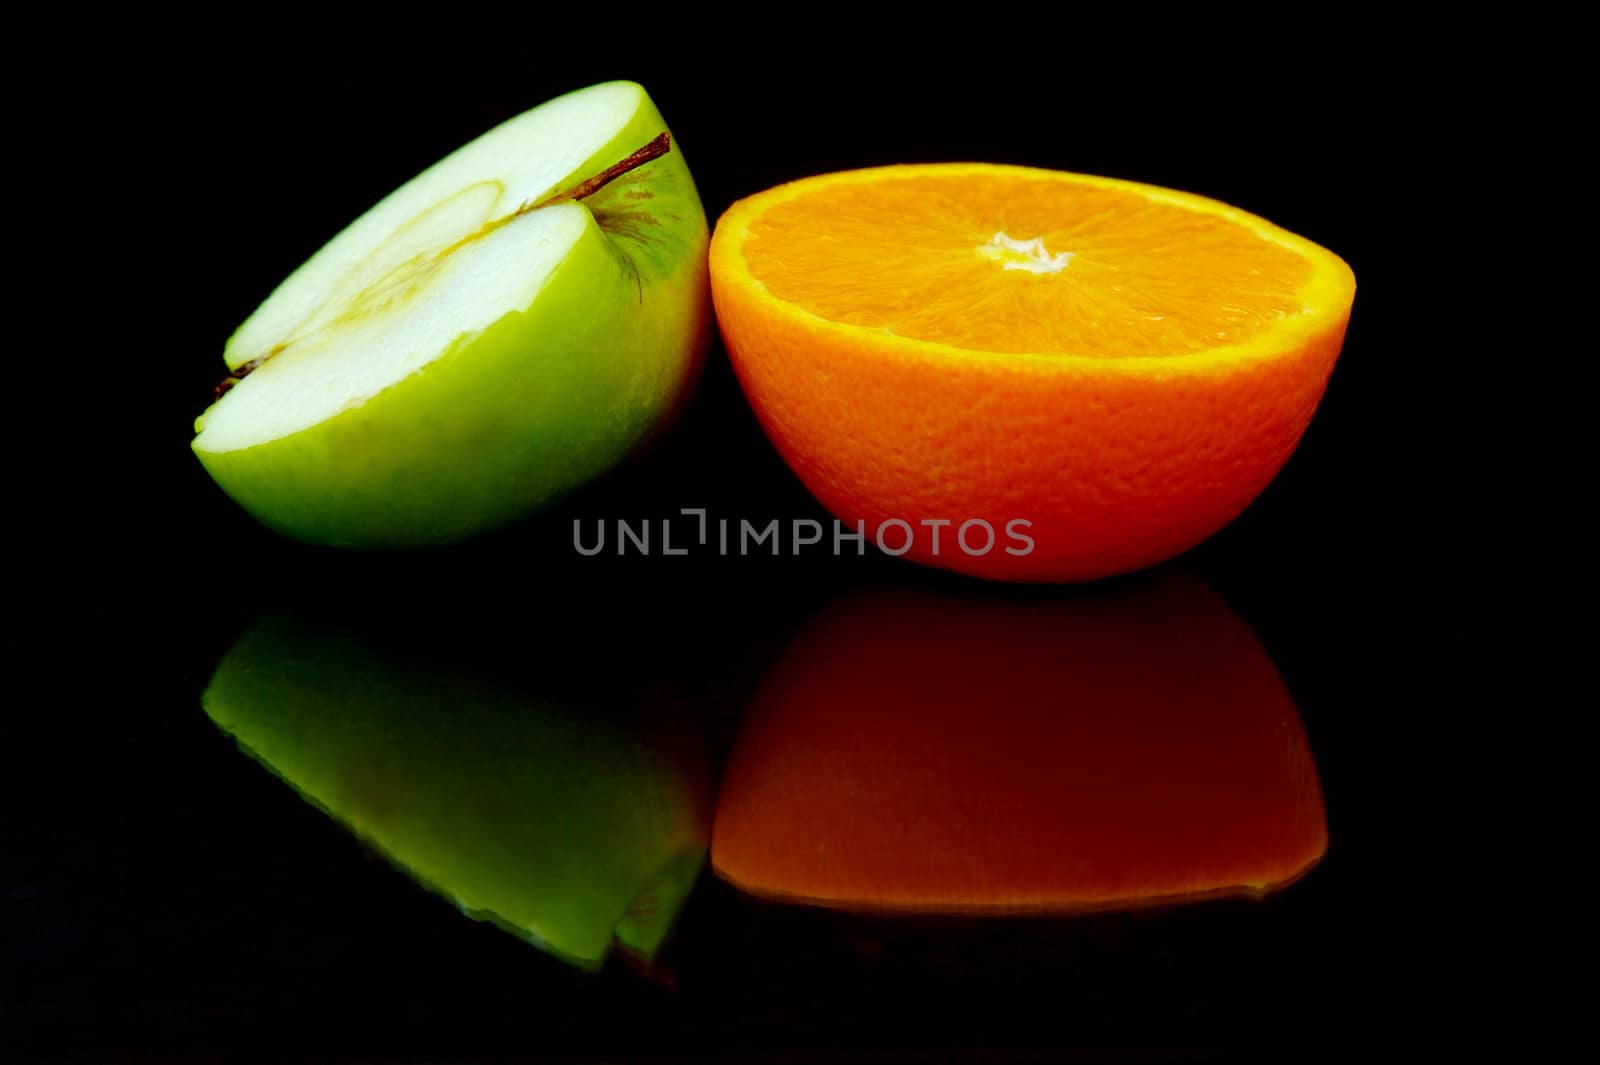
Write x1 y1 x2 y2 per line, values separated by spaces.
742 173 1313 358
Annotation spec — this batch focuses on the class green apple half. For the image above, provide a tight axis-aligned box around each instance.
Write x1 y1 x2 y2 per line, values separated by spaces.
202 612 711 969
193 81 710 546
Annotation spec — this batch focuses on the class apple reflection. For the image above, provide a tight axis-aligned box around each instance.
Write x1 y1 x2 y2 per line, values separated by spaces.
203 609 710 970
712 573 1326 914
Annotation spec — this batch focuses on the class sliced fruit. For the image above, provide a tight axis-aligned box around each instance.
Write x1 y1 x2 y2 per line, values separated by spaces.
194 81 709 547
711 575 1328 913
709 164 1355 581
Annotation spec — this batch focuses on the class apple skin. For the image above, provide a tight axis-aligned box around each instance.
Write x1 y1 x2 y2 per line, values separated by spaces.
194 85 710 547
202 611 710 969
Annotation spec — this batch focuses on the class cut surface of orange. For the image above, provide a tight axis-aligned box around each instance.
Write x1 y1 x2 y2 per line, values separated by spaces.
710 164 1355 582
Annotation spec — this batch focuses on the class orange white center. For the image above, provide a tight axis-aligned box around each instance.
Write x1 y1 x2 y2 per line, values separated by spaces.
978 231 1073 274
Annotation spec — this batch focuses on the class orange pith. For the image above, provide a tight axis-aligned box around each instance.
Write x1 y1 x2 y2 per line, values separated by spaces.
710 164 1356 582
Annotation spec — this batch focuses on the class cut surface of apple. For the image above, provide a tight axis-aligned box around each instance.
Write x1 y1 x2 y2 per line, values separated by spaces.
194 81 709 547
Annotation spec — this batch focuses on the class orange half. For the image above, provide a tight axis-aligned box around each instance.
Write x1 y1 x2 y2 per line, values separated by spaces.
710 164 1355 581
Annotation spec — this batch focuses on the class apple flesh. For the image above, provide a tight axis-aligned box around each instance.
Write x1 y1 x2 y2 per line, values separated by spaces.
202 611 711 969
193 81 709 546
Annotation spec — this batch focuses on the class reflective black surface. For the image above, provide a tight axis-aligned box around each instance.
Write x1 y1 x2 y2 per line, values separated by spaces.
12 530 1444 1061
21 44 1475 1063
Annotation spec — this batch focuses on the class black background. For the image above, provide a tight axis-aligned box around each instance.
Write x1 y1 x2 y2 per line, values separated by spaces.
13 41 1482 1062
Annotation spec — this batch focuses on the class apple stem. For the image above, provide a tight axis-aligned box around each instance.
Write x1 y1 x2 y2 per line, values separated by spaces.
517 132 671 216
209 133 672 402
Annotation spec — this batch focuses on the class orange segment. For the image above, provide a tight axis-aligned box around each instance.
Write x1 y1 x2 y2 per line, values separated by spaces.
710 164 1355 582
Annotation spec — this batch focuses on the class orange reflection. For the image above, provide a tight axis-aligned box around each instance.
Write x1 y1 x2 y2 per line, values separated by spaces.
711 573 1326 914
